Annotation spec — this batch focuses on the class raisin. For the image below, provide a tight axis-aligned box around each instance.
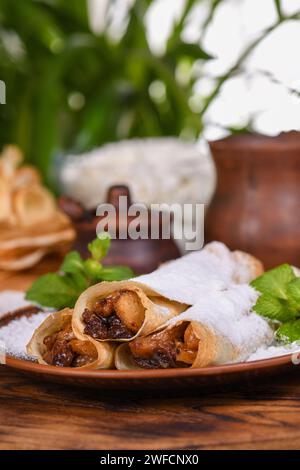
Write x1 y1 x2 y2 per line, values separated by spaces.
83 315 109 340
107 314 133 339
51 340 74 367
82 308 94 323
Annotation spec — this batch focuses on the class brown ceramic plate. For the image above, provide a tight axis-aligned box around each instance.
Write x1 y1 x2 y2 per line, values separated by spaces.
4 354 298 391
2 307 299 391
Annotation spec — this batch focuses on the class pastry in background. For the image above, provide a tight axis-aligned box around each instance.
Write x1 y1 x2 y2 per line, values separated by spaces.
0 145 75 271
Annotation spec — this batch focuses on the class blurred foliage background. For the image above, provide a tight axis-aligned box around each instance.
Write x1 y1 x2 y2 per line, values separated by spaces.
0 0 299 183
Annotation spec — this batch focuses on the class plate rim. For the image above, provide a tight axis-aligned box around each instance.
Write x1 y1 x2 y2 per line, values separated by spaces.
4 352 298 381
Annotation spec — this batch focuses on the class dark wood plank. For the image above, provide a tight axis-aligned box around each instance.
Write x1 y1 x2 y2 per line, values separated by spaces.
1 366 300 450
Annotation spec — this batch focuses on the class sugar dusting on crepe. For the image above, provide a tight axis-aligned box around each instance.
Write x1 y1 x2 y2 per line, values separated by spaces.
0 289 299 364
135 242 258 305
165 284 274 363
0 290 50 360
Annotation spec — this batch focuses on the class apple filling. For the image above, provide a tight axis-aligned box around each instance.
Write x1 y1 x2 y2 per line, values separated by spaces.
129 322 199 369
82 290 145 340
43 322 97 368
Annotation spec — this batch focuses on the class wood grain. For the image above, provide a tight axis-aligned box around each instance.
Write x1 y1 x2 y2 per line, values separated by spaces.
1 259 300 450
1 366 300 450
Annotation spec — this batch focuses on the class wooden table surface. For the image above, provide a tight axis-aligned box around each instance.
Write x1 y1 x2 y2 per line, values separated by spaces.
1 258 300 450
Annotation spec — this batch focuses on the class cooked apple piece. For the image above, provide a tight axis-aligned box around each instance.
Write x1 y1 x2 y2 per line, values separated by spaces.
114 291 145 333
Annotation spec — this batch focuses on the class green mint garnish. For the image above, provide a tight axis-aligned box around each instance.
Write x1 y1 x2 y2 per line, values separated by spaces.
26 233 134 309
252 294 298 323
88 234 111 262
251 264 296 300
99 266 135 281
26 273 85 310
60 251 85 275
276 320 300 343
287 278 300 305
251 264 300 344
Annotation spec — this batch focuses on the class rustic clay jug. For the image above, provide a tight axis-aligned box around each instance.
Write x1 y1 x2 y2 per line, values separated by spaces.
205 131 300 269
59 185 180 274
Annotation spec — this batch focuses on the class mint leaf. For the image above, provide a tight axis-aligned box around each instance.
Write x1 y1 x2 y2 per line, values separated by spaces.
253 293 298 322
84 259 103 279
287 278 300 305
251 264 296 299
70 272 89 293
60 251 85 275
99 266 134 281
88 234 111 261
26 235 135 310
26 273 82 309
276 320 300 343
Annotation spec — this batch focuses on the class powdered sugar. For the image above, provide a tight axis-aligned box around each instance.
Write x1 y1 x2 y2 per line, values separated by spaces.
247 342 300 361
165 284 274 362
135 242 256 305
0 312 50 360
0 290 50 360
0 290 31 315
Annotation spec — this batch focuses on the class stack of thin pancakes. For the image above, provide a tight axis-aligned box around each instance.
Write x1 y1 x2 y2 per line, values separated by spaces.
0 146 75 271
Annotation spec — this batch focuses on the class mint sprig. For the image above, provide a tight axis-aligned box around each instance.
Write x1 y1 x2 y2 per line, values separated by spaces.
26 234 134 309
251 264 300 343
26 273 87 310
253 294 297 323
276 320 300 343
251 264 295 300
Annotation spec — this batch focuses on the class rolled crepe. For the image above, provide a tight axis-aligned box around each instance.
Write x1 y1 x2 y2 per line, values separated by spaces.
72 242 263 343
27 309 115 369
116 284 274 370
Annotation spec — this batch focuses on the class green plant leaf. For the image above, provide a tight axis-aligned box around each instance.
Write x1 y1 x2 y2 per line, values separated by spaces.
274 0 283 20
26 273 82 309
251 264 296 299
169 41 213 61
60 251 85 274
84 259 103 280
88 234 111 261
276 320 300 343
52 0 90 30
99 266 134 281
1 0 65 52
201 0 224 39
287 278 300 305
252 293 298 322
167 0 196 49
